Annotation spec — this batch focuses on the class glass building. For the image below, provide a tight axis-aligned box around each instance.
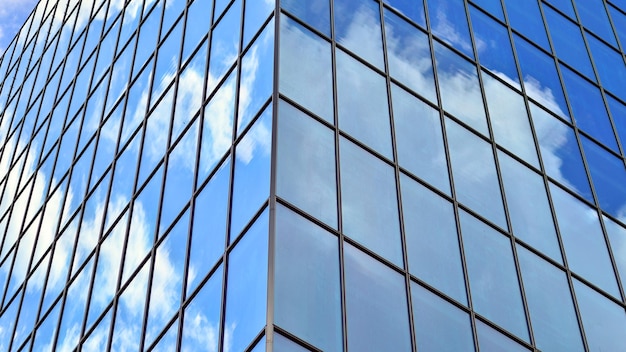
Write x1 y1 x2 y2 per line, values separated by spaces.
2 0 626 350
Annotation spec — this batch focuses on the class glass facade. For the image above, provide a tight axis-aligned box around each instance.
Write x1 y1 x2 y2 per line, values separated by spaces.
1 0 626 350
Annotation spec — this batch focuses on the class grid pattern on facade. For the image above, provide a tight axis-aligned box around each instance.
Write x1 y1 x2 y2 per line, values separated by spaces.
1 0 626 351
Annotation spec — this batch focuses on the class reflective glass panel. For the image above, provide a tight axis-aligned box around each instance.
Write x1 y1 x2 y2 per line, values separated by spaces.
517 246 583 351
498 152 561 262
383 9 436 104
412 282 474 352
344 244 412 352
476 320 530 352
334 0 384 68
392 84 449 194
446 118 507 229
401 174 466 304
550 183 620 297
460 211 528 341
604 216 626 294
434 42 488 136
427 0 474 58
587 34 626 102
383 0 426 27
282 0 330 36
336 49 392 158
340 138 403 266
277 101 337 228
224 210 268 352
274 205 342 352
576 0 618 46
279 15 333 123
574 279 626 352
503 0 549 49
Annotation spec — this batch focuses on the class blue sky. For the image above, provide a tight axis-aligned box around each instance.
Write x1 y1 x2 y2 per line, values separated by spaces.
0 0 39 56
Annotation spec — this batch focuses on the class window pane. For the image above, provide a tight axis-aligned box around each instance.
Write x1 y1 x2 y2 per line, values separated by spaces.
383 0 426 27
550 183 620 297
503 0 549 49
344 244 412 352
334 0 384 68
224 210 268 352
279 15 333 123
336 50 392 158
427 0 474 58
446 118 507 229
274 205 342 352
574 279 626 352
340 138 403 266
576 0 618 46
401 174 466 304
517 246 583 351
434 42 488 136
277 101 337 228
460 211 529 341
384 9 436 104
392 84 449 194
282 0 330 36
412 283 474 352
476 320 530 352
181 265 222 352
498 152 561 262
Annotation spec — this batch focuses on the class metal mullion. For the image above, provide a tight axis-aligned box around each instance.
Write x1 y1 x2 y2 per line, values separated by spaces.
377 2 417 351
466 0 538 346
422 0 479 348
539 0 626 309
325 0 350 350
265 0 280 348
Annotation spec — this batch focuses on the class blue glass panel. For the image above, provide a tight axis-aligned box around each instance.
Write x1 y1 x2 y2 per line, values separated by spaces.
483 74 538 167
279 15 333 123
392 84 449 194
604 216 626 295
182 0 212 64
581 136 626 217
503 0 550 49
384 9 437 104
427 0 474 58
517 246 583 351
412 283 474 352
340 138 403 266
344 244 412 352
274 205 342 352
230 105 271 239
242 0 273 48
460 211 529 341
181 265 222 351
187 159 229 294
336 50 392 158
472 0 504 20
545 0 576 19
560 66 617 151
237 19 273 134
574 279 626 352
544 7 595 81
277 101 337 228
208 0 241 95
434 42 488 135
530 103 592 201
383 0 426 27
609 4 626 48
224 210 268 352
576 0 618 46
498 152 561 262
401 174 466 304
282 0 330 36
446 118 507 229
334 0 384 68
514 35 569 119
587 35 626 102
550 183 621 297
470 6 519 85
606 94 626 154
476 320 530 352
